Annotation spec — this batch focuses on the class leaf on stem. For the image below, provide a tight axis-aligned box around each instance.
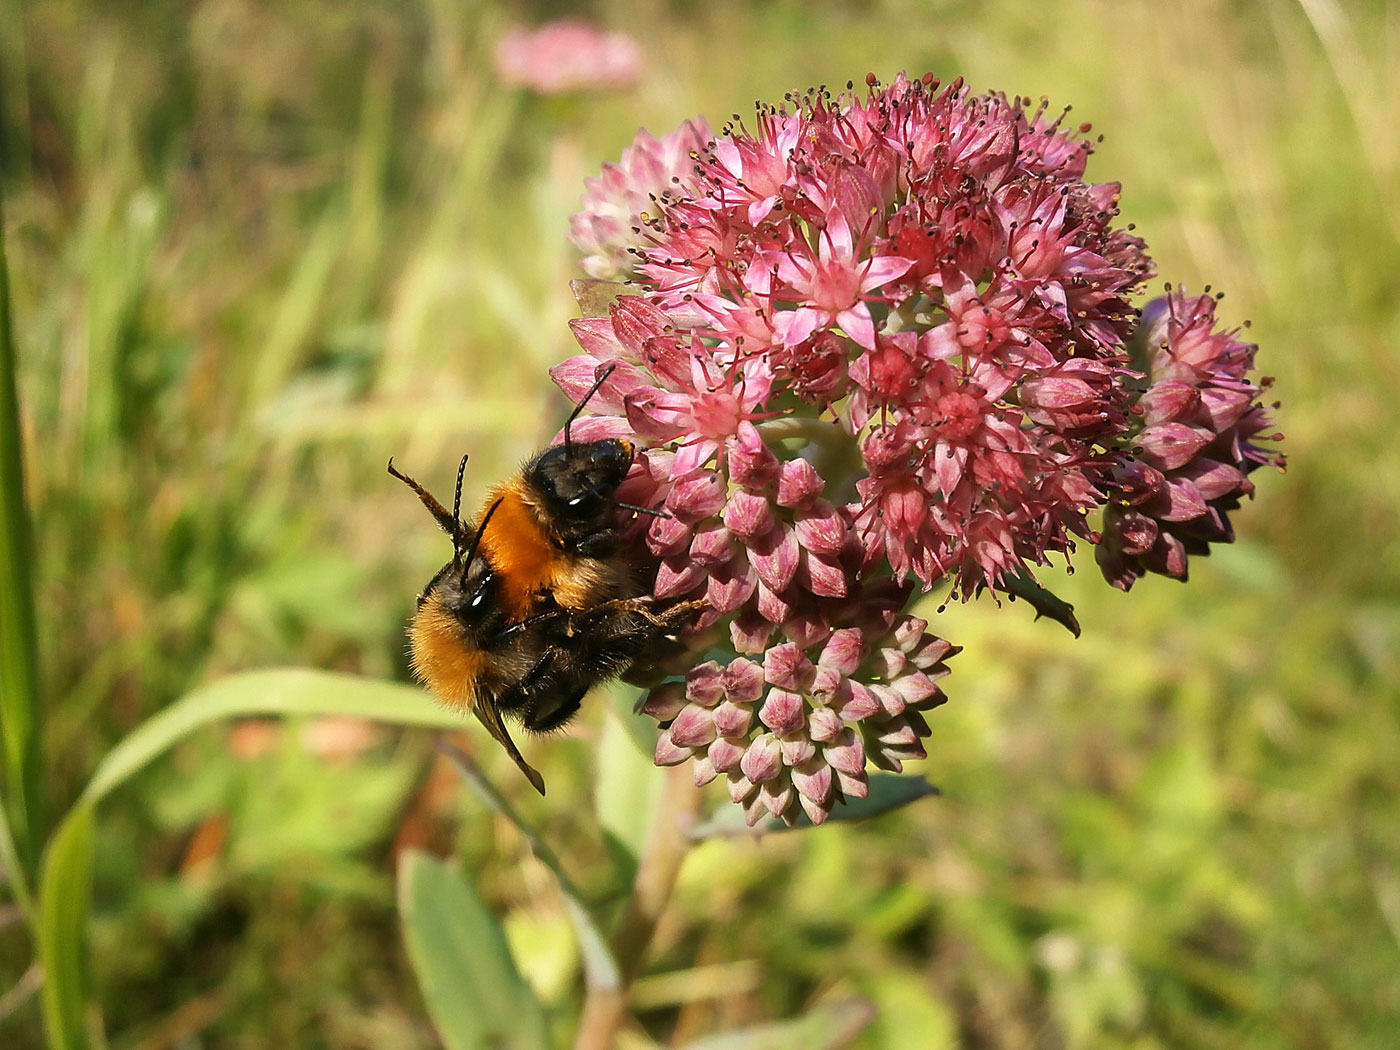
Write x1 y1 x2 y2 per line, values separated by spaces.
438 742 621 992
998 568 1082 637
78 669 462 808
38 806 93 1050
398 850 551 1050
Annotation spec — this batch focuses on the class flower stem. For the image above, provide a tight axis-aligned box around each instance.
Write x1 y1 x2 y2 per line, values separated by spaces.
571 765 701 1050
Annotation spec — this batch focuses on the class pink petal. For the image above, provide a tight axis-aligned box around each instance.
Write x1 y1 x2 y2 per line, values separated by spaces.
807 706 844 742
798 551 849 598
836 304 877 351
721 658 766 704
764 644 814 691
1138 423 1211 472
858 253 915 292
712 701 753 739
817 628 865 676
759 688 806 735
723 490 776 539
654 730 690 766
684 662 725 707
777 458 825 508
706 559 759 613
668 704 718 748
708 736 747 772
740 733 782 783
749 522 800 592
654 555 706 598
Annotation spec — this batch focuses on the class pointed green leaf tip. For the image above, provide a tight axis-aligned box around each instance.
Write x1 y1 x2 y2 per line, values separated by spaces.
398 851 550 1050
1000 568 1082 637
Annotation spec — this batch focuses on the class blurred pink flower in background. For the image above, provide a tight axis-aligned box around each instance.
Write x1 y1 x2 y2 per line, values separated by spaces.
494 20 643 95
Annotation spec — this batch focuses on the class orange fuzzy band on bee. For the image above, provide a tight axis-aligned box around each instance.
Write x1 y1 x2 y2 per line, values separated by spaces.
474 479 557 621
475 477 619 620
410 601 487 713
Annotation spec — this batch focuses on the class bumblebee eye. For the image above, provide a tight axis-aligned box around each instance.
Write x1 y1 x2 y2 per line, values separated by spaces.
567 491 600 511
467 570 492 610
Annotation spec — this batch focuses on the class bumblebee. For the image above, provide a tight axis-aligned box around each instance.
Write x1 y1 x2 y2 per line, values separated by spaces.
390 370 702 794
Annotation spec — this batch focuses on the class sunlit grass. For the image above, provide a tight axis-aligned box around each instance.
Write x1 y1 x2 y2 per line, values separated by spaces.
2 0 1397 1047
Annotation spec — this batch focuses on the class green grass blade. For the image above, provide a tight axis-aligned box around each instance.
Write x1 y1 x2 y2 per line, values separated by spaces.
23 670 471 1046
77 668 463 809
439 742 621 993
0 191 44 881
398 850 551 1050
0 794 32 918
37 806 93 1050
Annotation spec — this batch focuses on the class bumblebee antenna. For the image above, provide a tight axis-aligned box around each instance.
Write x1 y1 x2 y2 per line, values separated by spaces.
610 499 670 518
461 496 505 578
450 454 469 565
564 362 618 451
389 458 471 552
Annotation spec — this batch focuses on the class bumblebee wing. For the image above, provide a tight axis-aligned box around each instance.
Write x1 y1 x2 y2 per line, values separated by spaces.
473 701 547 796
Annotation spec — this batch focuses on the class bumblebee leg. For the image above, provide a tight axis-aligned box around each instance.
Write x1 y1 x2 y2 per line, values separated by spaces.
520 684 589 734
571 530 620 559
497 649 588 735
571 596 708 632
471 702 547 796
474 649 562 798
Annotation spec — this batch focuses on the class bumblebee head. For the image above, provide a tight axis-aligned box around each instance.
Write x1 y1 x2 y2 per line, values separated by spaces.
527 437 636 526
390 455 508 631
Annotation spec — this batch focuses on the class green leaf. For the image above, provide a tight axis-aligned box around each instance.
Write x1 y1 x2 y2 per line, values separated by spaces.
38 806 94 1050
439 743 621 992
688 775 940 839
25 670 478 1050
398 851 551 1050
0 190 44 884
999 568 1081 637
675 998 875 1050
78 668 462 808
570 278 631 317
595 713 662 874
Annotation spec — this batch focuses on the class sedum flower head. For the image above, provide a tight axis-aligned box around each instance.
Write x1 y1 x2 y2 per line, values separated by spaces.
558 74 1284 824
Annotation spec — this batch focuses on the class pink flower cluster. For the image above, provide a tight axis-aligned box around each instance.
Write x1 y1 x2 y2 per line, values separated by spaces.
558 74 1283 824
646 608 956 826
1096 289 1284 588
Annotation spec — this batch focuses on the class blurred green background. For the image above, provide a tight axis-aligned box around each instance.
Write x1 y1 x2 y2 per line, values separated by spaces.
2 0 1397 1047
